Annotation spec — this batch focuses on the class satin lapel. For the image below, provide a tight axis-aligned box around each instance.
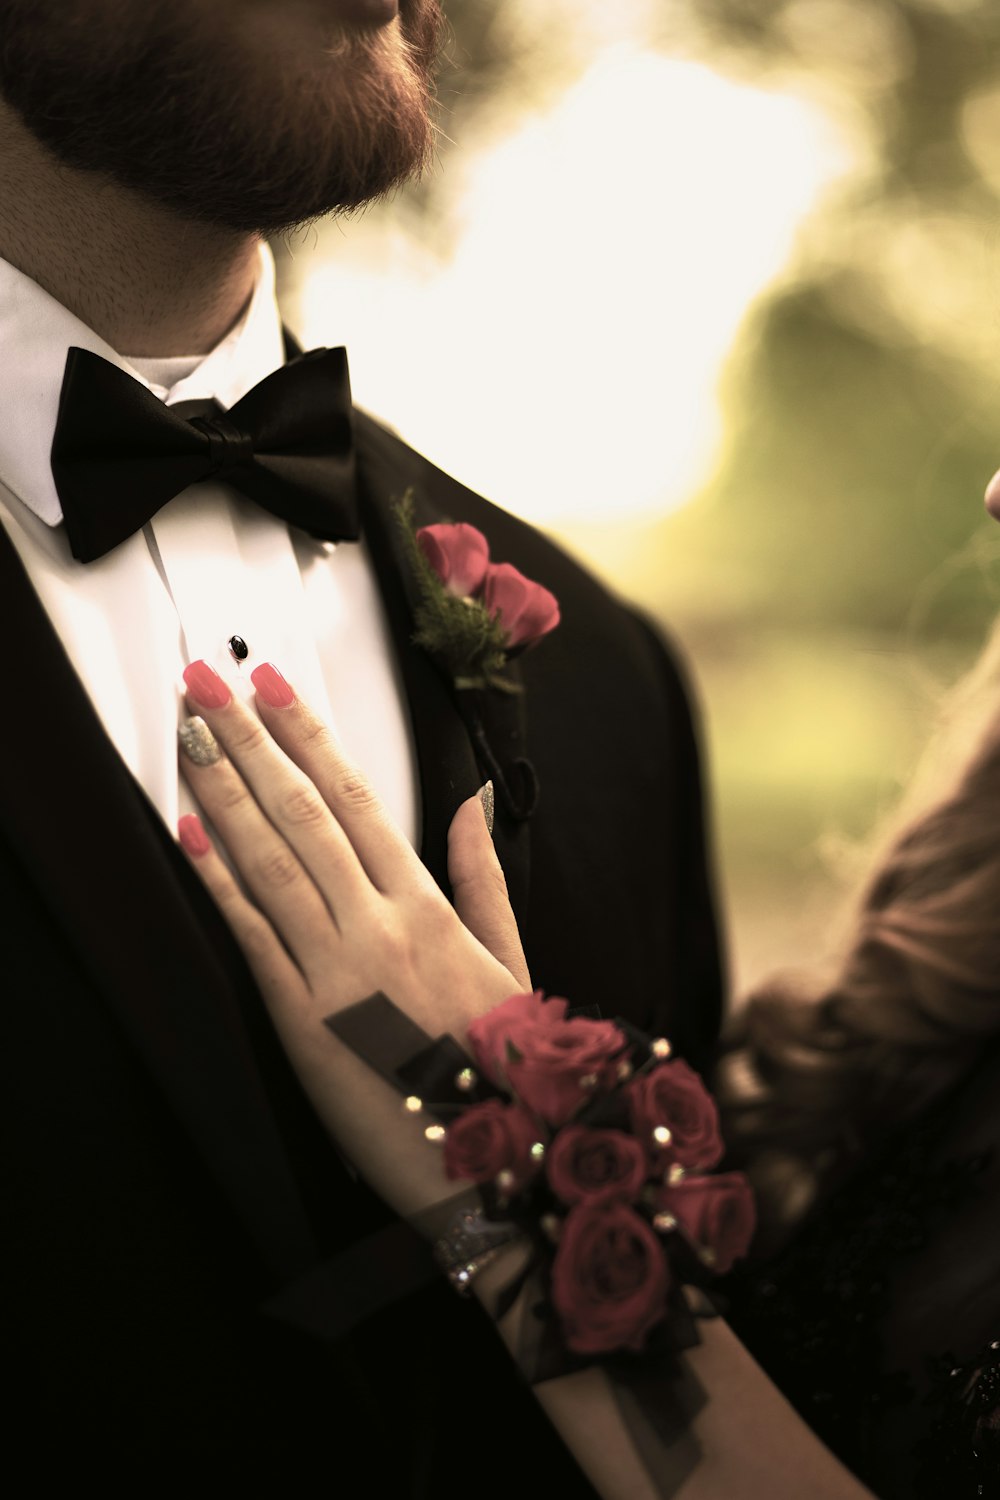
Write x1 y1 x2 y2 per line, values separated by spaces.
457 673 532 930
352 415 531 928
0 525 318 1280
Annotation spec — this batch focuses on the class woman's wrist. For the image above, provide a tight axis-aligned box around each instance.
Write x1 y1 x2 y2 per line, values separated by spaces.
472 1237 534 1324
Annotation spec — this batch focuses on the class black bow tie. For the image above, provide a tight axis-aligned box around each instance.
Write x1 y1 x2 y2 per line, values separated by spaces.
51 344 360 563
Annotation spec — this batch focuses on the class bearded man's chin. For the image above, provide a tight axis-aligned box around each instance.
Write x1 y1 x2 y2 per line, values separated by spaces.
0 0 446 234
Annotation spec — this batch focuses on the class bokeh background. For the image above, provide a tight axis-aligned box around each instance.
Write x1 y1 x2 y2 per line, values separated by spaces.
274 0 1000 1000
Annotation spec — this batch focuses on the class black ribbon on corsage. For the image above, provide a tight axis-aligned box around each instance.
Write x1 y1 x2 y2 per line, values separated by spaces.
266 992 713 1498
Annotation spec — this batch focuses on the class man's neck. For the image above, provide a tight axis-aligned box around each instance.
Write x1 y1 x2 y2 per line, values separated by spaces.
0 100 259 357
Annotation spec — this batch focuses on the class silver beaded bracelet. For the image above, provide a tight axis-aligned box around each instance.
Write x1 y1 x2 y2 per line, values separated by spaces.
432 1205 522 1295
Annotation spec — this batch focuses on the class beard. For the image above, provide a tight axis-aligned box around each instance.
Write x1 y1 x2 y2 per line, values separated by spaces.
0 0 445 234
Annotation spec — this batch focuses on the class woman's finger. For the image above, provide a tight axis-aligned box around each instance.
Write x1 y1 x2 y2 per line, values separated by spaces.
177 812 309 1011
249 662 431 899
447 786 532 991
181 662 375 918
178 716 344 968
177 815 342 1097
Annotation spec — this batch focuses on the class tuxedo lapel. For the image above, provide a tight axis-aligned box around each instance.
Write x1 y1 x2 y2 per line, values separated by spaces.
353 412 532 929
0 524 319 1280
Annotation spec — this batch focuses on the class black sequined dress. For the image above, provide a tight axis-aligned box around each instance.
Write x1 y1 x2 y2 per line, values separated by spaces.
723 1044 1000 1498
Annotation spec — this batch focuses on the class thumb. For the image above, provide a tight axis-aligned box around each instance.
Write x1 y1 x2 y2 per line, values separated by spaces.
448 783 532 991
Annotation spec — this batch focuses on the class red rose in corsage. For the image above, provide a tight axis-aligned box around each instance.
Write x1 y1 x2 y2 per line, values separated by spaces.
551 1201 671 1355
546 1126 647 1207
627 1058 724 1170
656 1172 757 1274
395 491 560 692
442 1099 543 1190
467 991 627 1127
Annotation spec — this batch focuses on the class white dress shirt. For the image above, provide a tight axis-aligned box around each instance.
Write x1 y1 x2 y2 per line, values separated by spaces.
0 242 420 850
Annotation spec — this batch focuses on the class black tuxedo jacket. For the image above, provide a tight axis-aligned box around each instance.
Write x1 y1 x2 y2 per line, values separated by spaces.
0 410 724 1492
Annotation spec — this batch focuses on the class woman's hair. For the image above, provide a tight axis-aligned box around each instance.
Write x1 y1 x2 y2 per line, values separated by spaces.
718 612 1000 1253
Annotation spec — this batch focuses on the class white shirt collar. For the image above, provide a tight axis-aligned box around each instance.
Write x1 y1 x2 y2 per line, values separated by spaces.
0 240 286 528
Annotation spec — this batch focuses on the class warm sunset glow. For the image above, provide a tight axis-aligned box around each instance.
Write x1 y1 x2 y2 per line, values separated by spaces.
293 48 857 524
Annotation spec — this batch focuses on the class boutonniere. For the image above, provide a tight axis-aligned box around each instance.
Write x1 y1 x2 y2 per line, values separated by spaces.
394 492 560 694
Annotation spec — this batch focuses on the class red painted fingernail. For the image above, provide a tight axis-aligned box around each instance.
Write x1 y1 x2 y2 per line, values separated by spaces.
183 660 231 709
178 813 211 857
251 662 295 708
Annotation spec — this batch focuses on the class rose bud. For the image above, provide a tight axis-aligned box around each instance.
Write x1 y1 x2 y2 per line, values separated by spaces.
657 1172 756 1274
442 1099 542 1187
546 1125 648 1207
468 991 627 1127
628 1059 724 1171
467 991 548 1089
551 1201 670 1356
416 522 490 597
482 561 560 649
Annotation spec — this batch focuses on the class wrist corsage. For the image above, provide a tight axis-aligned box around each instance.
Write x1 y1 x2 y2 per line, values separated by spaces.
325 988 754 1364
445 991 754 1350
317 989 753 1495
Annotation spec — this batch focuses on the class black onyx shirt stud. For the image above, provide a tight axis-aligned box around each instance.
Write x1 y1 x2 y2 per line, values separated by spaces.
228 635 249 663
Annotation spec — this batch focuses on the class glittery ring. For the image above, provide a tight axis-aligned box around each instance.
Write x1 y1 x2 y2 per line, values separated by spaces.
432 1207 521 1296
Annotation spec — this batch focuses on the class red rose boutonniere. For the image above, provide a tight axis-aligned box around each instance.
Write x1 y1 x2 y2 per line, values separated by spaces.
395 491 560 693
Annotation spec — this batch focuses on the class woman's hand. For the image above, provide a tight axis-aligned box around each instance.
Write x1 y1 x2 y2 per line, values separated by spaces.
176 658 530 1204
175 662 877 1500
